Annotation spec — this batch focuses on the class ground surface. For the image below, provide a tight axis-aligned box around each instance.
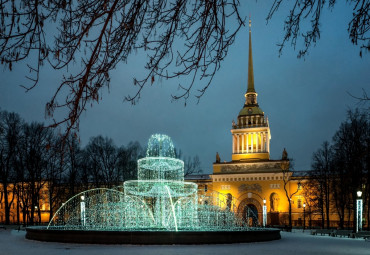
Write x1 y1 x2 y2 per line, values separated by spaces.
0 229 369 255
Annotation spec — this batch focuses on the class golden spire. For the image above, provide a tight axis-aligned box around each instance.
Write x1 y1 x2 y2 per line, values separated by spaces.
247 18 255 93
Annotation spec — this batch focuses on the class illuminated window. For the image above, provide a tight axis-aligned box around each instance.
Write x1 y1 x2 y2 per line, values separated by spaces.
297 199 302 208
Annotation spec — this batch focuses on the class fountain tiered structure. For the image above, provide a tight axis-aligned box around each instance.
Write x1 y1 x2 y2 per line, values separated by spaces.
26 134 280 244
124 134 198 231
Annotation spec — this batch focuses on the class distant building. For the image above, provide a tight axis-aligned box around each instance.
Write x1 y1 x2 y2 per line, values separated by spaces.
187 20 336 228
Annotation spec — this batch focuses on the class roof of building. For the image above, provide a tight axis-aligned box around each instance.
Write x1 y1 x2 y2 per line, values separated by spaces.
184 174 211 180
238 105 264 116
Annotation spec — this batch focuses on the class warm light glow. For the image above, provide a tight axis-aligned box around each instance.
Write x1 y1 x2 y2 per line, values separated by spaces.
303 203 306 208
357 190 362 198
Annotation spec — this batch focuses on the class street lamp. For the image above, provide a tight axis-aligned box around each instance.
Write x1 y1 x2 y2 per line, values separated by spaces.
80 195 86 227
303 203 306 231
356 190 363 233
263 198 267 227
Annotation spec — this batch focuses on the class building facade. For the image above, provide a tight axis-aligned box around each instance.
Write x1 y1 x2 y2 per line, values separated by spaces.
208 19 304 226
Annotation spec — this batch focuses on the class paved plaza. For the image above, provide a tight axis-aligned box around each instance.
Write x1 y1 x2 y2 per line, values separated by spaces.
0 229 369 255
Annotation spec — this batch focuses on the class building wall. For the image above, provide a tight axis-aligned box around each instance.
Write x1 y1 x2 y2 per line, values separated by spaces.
0 183 51 225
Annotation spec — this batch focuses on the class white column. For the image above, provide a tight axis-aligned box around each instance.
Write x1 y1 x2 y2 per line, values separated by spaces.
237 134 240 154
232 135 235 154
267 132 270 153
265 132 268 152
241 134 244 153
246 133 249 153
251 133 254 153
256 132 259 152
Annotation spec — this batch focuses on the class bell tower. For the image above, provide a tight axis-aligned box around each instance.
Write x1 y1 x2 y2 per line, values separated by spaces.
231 19 271 161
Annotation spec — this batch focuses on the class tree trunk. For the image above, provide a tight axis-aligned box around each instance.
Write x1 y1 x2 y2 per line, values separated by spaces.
326 202 330 228
288 202 292 230
2 183 10 224
321 209 325 229
16 196 20 225
49 192 53 222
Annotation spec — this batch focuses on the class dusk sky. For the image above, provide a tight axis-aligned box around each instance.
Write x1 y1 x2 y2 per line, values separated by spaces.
1 1 369 173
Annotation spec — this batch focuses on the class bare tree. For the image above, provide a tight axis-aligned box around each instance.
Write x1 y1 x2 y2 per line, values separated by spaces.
183 155 202 177
83 135 122 188
0 0 244 137
63 135 83 198
331 149 352 229
266 0 369 58
311 141 333 229
117 141 145 182
281 158 299 230
44 135 66 222
301 179 319 229
17 122 52 224
332 109 368 232
0 110 23 224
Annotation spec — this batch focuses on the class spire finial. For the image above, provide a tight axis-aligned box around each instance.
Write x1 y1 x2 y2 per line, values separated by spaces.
247 17 255 93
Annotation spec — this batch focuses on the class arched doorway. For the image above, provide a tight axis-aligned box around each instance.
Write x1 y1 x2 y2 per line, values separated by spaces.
237 197 262 227
244 204 258 226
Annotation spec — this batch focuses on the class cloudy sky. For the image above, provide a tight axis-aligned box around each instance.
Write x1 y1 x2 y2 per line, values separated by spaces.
1 1 369 173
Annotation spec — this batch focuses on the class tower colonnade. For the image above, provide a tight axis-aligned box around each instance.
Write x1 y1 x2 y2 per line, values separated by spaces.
236 115 267 128
232 131 270 154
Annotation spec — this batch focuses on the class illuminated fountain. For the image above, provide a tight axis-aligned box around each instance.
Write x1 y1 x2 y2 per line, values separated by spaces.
26 134 280 244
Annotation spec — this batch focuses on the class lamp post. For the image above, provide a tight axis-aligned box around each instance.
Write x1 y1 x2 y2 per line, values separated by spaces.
303 203 306 231
263 198 267 227
356 190 363 233
80 195 86 227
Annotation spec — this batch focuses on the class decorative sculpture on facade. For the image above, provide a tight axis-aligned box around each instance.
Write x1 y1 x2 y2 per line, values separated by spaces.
282 148 288 160
216 152 221 163
270 192 280 212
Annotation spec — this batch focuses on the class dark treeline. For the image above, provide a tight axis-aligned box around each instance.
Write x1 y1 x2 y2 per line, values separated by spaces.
302 108 369 231
0 110 202 225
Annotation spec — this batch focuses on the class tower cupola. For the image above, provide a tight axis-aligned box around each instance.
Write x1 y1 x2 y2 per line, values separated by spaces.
231 19 271 161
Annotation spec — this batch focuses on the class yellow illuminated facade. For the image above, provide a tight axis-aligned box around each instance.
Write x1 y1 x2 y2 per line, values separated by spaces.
209 19 305 226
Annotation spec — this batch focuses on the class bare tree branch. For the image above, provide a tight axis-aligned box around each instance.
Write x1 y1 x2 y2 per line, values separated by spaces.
266 0 369 58
0 0 244 138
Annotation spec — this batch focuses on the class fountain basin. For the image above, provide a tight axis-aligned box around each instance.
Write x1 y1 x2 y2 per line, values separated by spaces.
26 227 281 244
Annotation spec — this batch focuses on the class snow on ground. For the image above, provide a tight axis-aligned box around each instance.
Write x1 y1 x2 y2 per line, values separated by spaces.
0 229 369 255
